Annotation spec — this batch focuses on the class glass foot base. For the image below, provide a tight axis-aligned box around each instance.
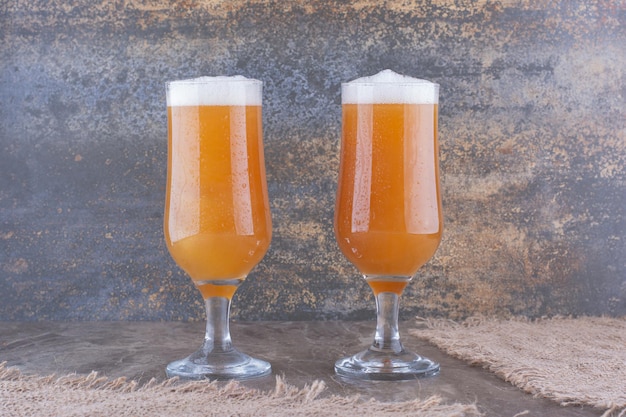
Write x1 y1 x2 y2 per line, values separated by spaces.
335 348 440 380
166 348 271 381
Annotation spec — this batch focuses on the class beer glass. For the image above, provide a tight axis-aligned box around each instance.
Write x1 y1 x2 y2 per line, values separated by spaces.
164 76 272 380
334 70 442 379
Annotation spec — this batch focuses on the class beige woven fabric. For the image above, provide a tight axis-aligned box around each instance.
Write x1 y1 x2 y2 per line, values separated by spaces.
0 364 481 417
412 316 626 417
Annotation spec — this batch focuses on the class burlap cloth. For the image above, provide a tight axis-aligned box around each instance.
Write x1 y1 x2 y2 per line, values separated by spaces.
0 364 480 417
412 316 626 417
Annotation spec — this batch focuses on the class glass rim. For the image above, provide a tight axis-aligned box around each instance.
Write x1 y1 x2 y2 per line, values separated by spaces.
341 81 439 88
166 78 262 86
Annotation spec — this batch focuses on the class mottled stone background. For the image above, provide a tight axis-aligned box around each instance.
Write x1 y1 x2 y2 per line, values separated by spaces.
1 0 624 321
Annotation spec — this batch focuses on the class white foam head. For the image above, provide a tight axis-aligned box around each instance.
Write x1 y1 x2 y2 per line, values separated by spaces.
166 75 262 106
342 69 438 104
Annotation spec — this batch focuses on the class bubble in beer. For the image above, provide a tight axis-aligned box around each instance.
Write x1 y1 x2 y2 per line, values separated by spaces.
166 75 262 107
342 69 438 105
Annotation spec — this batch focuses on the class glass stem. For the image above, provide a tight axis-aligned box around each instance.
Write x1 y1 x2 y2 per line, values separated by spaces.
372 292 404 354
202 297 234 354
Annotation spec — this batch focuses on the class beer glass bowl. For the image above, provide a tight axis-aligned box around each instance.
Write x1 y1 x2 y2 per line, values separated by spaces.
164 76 272 380
334 70 442 380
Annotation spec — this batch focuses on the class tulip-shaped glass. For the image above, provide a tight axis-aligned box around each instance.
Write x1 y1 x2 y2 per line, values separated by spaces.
334 70 442 380
164 76 272 380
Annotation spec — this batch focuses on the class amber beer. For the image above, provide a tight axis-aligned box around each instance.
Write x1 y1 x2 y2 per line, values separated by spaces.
335 72 442 295
334 70 442 380
165 77 271 300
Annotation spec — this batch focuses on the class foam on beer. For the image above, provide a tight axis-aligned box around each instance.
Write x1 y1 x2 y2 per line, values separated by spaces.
342 69 438 104
167 75 262 106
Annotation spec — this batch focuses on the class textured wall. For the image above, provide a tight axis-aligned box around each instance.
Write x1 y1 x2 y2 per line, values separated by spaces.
1 0 624 321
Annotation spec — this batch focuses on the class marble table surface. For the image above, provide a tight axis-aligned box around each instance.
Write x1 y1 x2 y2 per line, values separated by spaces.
0 321 602 417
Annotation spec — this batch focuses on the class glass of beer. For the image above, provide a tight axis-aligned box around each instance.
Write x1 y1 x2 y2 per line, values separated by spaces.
334 70 442 380
164 76 272 380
